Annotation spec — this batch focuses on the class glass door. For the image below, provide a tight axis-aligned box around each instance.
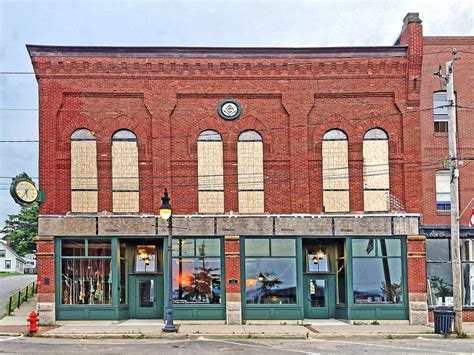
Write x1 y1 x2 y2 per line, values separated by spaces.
304 275 329 318
131 275 162 319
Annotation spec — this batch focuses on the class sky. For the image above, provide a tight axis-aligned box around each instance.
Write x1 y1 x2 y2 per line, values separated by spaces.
0 0 473 226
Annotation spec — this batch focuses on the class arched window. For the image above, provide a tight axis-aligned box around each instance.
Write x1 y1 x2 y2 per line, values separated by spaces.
363 128 390 211
197 130 224 213
322 129 349 212
238 130 264 213
71 129 98 212
112 129 139 212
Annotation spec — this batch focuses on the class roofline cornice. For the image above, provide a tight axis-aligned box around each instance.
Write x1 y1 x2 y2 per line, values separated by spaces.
26 44 408 59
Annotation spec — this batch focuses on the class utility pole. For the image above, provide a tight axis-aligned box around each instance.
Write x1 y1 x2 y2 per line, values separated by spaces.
445 49 462 335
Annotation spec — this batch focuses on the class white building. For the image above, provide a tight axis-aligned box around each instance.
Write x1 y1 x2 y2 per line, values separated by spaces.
0 240 25 274
23 253 37 274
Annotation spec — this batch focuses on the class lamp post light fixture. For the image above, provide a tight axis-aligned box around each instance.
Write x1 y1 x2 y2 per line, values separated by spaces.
160 188 177 333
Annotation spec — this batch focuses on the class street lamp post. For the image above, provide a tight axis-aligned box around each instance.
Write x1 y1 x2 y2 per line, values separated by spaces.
160 188 177 333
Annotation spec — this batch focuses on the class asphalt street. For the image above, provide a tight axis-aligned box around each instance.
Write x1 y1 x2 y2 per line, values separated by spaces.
0 275 37 317
0 336 473 354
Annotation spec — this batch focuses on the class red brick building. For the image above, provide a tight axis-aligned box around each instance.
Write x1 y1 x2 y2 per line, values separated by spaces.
31 13 427 324
420 36 474 321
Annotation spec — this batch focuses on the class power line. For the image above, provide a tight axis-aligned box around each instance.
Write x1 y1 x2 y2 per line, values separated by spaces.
0 104 465 144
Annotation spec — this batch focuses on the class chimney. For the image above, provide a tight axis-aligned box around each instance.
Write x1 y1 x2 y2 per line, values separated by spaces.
397 13 423 99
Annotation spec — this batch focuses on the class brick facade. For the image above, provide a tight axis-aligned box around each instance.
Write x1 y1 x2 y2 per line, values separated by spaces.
420 36 474 323
30 13 430 324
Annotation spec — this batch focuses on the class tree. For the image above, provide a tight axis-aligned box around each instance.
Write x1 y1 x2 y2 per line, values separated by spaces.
1 204 38 256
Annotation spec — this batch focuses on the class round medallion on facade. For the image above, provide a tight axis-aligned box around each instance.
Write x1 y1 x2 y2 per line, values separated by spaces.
217 99 242 120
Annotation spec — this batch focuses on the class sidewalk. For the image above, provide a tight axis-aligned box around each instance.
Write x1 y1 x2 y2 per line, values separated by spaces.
8 320 472 339
0 295 57 335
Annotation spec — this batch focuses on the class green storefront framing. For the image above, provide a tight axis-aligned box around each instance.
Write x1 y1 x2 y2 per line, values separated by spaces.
54 235 409 321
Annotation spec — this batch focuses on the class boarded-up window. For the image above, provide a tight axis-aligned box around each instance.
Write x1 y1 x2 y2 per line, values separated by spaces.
198 130 224 213
322 129 349 212
71 129 98 212
238 130 264 213
363 128 390 212
112 130 139 212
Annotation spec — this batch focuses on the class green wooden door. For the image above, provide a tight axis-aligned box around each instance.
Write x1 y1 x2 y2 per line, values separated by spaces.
129 275 163 319
304 275 335 319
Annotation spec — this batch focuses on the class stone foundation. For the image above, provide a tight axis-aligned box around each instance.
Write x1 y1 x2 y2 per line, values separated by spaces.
36 302 56 325
226 293 242 325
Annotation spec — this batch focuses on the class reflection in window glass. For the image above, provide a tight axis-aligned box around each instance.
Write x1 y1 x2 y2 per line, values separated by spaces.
462 263 474 306
272 239 296 257
139 279 154 308
461 240 474 262
135 245 156 273
195 239 220 257
172 258 221 304
172 239 195 257
172 238 221 304
427 263 453 306
62 240 85 257
88 241 112 257
245 258 297 304
352 239 376 257
119 242 127 304
377 239 401 257
426 239 450 262
336 241 346 304
245 239 270 256
309 279 325 307
353 258 403 304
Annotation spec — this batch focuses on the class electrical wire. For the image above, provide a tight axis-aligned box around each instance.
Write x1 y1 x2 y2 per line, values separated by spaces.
2 104 470 144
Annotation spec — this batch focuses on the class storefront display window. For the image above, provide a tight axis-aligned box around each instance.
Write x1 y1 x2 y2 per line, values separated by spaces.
245 238 297 304
461 239 474 306
60 239 112 305
352 238 403 304
426 238 474 307
172 238 221 304
426 238 453 306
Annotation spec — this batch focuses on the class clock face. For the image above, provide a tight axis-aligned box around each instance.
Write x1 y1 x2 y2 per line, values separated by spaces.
15 180 38 203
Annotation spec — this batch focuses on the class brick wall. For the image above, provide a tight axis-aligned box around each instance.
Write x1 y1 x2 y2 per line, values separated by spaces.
31 53 422 217
420 37 474 226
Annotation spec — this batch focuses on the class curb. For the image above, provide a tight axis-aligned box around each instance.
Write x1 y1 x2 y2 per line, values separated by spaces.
28 332 474 340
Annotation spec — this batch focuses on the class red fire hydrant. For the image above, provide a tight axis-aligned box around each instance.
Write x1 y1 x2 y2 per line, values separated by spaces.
27 311 40 334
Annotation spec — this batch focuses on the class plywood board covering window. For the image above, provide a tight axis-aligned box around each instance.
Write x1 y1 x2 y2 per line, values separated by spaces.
71 129 98 212
112 130 139 213
363 128 390 212
322 130 349 213
238 131 264 213
198 130 224 213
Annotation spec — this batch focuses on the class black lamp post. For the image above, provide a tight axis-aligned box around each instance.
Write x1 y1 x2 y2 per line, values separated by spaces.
160 188 177 333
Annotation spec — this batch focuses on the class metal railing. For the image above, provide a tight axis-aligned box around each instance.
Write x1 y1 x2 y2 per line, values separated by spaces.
7 281 37 316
